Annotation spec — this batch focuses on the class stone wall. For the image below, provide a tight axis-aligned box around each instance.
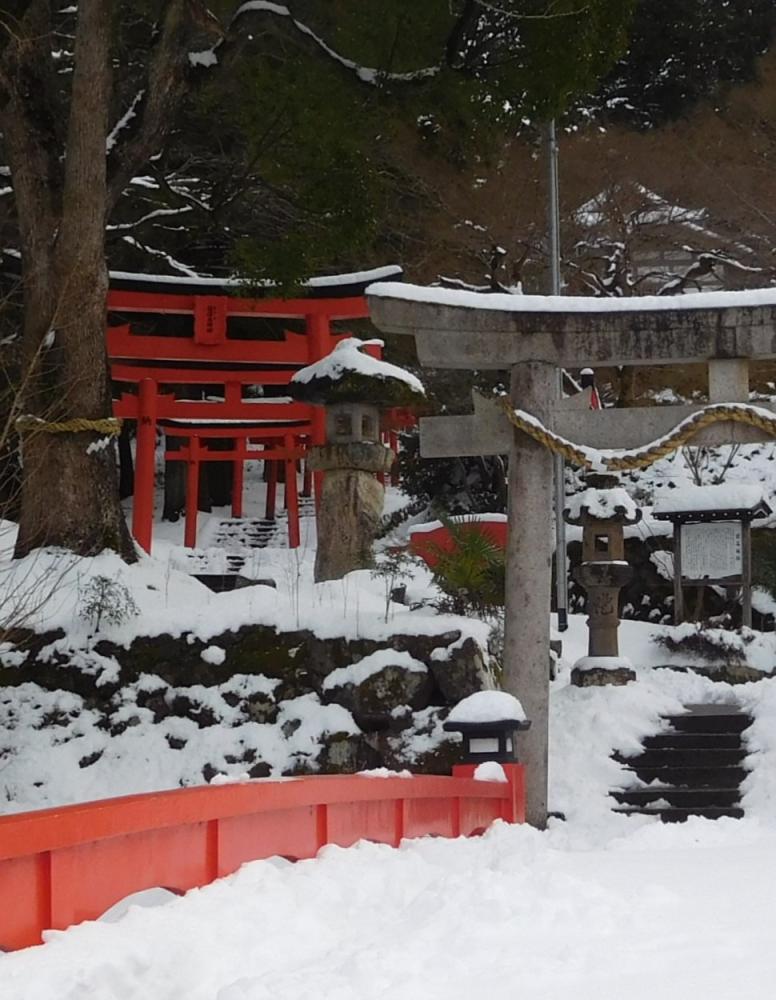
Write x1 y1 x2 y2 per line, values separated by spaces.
0 624 493 778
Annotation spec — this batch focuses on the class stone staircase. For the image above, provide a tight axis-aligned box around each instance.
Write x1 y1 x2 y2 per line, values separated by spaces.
611 704 752 822
211 497 317 552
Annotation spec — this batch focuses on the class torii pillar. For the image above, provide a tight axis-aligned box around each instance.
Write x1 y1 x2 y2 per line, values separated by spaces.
367 284 776 828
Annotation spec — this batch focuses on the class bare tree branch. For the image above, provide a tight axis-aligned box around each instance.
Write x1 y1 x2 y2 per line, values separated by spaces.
106 0 223 212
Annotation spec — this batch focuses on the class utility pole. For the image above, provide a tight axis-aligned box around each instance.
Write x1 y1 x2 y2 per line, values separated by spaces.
547 120 568 632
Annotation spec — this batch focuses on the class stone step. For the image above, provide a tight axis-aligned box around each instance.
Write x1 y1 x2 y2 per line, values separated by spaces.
615 747 747 768
663 711 752 735
613 805 745 823
611 786 741 809
643 732 743 751
621 764 747 788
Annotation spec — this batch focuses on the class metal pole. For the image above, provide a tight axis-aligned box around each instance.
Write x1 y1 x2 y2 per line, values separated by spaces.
547 120 568 631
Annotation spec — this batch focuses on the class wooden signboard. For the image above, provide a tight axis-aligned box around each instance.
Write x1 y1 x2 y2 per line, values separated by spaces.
680 521 743 581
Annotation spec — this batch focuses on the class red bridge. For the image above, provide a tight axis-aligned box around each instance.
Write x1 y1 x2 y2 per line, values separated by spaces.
0 764 524 952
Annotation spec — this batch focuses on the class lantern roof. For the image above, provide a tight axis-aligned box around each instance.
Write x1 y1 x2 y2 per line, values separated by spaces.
290 338 426 406
564 486 641 526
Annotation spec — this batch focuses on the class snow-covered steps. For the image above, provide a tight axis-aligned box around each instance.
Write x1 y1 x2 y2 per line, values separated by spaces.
211 518 286 550
611 703 752 823
211 498 316 550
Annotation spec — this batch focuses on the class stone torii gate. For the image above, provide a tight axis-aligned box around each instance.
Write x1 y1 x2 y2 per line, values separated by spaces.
367 285 776 827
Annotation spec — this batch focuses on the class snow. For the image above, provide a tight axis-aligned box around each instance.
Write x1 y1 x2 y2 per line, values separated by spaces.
572 655 634 672
201 645 226 666
108 264 402 290
5 818 776 998
473 761 507 782
653 482 768 515
188 49 218 68
356 767 413 779
564 487 641 522
369 280 776 314
0 542 488 649
447 690 527 725
5 428 776 991
105 90 145 153
322 649 427 691
291 337 425 396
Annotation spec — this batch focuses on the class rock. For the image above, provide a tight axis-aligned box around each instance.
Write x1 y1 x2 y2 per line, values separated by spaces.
317 733 380 773
281 717 302 738
654 662 773 685
375 735 461 776
167 694 217 728
571 665 636 687
303 631 462 692
429 637 491 705
325 660 434 731
136 691 172 722
243 696 278 724
201 763 221 783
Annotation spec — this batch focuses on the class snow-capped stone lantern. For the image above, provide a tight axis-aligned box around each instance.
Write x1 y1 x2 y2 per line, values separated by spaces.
443 690 531 764
564 472 641 687
290 338 425 582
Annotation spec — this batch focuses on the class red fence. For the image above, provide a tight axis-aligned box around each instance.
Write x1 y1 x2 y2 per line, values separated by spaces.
0 765 524 952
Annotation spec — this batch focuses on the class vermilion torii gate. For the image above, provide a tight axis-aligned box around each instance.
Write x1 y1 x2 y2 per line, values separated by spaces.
105 267 401 552
367 284 776 827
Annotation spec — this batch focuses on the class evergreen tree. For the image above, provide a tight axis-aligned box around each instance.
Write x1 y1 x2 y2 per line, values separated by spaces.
0 1 633 559
588 0 776 127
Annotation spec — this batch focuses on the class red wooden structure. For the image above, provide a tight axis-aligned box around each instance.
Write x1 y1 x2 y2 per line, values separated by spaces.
409 516 509 569
107 268 399 552
0 765 524 952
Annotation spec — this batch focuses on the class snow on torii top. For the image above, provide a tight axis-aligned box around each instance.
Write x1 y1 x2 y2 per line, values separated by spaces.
290 337 425 406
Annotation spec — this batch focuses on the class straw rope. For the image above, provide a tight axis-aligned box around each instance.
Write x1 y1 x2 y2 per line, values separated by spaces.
498 397 776 471
15 415 123 437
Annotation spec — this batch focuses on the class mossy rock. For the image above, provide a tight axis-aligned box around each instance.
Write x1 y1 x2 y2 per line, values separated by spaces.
325 662 434 731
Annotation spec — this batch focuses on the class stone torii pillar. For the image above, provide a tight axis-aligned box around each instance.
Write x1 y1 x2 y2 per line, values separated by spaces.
367 284 776 828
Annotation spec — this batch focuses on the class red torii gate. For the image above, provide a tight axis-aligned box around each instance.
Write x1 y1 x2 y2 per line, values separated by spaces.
107 267 400 552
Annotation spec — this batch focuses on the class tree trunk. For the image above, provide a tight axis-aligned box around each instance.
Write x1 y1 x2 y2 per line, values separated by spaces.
10 0 135 560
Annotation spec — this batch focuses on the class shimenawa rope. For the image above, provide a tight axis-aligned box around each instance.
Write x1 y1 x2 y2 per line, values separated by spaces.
15 415 123 437
498 397 776 471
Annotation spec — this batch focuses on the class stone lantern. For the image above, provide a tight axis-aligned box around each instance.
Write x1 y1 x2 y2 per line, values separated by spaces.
291 338 425 582
563 472 641 686
443 691 531 764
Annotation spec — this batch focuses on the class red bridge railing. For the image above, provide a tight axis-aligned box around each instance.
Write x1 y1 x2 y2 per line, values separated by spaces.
0 765 524 952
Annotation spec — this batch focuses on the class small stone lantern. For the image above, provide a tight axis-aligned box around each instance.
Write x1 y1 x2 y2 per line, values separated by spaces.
564 472 641 686
291 338 425 582
443 690 531 764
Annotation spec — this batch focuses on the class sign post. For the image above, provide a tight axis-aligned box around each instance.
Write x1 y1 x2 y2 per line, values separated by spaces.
654 486 771 627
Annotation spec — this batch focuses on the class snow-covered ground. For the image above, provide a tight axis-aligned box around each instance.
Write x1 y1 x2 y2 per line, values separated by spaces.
4 816 776 999
3 457 776 992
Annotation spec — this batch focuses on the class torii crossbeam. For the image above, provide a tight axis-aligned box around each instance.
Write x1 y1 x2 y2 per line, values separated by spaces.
367 284 776 827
